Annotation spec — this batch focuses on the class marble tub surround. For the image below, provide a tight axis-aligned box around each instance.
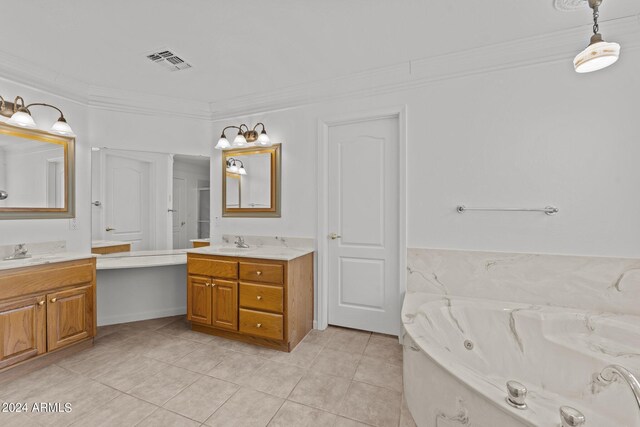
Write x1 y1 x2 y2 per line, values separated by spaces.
220 234 316 250
189 243 314 261
402 294 640 426
407 248 640 316
0 240 67 259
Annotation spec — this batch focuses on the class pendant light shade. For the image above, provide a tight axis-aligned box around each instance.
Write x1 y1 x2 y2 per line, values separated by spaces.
238 165 247 175
574 0 620 74
233 131 247 147
215 134 231 150
257 130 272 146
8 110 36 128
574 34 620 73
50 117 74 135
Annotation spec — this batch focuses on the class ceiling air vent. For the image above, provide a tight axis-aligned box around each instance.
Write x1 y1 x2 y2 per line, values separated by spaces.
146 49 192 71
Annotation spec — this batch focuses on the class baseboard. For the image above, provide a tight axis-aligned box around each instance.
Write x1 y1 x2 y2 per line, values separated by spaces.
97 307 187 326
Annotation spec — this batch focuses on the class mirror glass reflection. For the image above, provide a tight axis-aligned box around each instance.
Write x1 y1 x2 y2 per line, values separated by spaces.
0 135 65 209
225 152 272 209
91 148 210 253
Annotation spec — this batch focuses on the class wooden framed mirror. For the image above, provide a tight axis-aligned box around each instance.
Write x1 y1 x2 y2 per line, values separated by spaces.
0 122 75 219
222 144 281 217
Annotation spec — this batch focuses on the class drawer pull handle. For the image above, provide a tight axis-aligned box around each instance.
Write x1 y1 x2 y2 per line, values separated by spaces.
50 298 57 303
256 323 262 328
38 301 45 306
256 271 262 276
257 296 263 300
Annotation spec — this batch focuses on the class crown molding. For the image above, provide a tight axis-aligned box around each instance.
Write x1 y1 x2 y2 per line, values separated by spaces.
87 86 212 121
1 15 639 123
209 15 640 120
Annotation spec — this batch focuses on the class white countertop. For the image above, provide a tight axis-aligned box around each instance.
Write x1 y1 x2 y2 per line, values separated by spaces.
96 249 188 270
190 238 210 243
0 253 94 271
92 240 131 248
188 245 315 261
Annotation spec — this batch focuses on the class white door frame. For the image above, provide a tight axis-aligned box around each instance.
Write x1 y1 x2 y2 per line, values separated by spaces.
317 105 407 332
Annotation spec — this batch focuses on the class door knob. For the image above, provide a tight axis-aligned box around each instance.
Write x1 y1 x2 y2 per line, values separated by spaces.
329 233 342 240
105 227 115 232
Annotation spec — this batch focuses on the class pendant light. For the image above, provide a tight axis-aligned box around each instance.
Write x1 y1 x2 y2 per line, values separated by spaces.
573 0 620 73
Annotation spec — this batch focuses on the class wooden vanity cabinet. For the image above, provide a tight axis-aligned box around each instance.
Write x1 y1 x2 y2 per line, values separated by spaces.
0 258 96 378
187 253 313 352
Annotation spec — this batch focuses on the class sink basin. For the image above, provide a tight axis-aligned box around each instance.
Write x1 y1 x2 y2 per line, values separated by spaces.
215 247 252 253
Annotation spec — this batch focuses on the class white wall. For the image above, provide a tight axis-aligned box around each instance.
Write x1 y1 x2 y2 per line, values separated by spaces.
0 79 90 252
212 48 640 258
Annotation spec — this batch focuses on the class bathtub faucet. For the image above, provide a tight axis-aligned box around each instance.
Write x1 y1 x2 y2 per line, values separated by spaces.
596 365 640 413
506 380 527 409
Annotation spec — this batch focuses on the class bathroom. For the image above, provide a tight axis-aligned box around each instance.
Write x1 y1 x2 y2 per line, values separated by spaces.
0 1 639 426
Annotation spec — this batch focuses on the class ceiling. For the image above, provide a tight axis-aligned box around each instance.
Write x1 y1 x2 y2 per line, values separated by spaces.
2 0 638 104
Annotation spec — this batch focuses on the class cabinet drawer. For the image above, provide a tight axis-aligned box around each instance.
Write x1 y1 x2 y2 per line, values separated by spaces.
240 283 283 313
239 262 283 285
239 309 283 340
188 256 238 279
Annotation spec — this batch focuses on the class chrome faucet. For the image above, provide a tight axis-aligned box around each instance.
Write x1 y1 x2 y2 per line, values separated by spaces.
506 380 527 409
4 243 31 260
560 406 585 427
234 236 250 249
596 365 640 413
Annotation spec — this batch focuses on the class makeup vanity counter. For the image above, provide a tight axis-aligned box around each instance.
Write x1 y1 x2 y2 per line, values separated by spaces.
96 249 187 270
186 245 314 352
0 255 96 381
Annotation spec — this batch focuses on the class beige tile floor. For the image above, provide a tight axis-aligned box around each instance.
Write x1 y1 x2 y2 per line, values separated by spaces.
0 316 417 427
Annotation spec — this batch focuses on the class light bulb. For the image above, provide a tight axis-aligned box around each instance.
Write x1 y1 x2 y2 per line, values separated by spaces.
8 110 36 128
257 131 271 146
574 35 620 73
215 136 230 150
233 133 247 147
51 118 74 135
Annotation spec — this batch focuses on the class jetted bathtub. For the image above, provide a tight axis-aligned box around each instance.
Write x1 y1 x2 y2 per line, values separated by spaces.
402 293 640 426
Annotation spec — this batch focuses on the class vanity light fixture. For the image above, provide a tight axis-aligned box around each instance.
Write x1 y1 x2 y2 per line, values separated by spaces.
0 95 75 135
573 0 620 73
226 158 247 175
215 122 271 150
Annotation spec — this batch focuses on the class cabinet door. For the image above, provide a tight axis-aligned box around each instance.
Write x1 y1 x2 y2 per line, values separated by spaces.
187 275 212 325
0 296 46 370
212 279 238 331
47 285 93 352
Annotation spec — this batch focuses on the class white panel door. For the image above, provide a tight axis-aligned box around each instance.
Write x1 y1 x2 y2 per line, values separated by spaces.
172 176 187 249
327 115 400 335
104 154 151 251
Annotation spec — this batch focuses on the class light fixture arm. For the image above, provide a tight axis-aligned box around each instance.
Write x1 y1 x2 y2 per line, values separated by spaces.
253 122 266 133
221 125 243 137
25 103 66 120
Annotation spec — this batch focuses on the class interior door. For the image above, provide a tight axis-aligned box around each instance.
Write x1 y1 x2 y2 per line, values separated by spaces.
212 279 238 331
172 176 187 249
104 153 151 251
327 115 400 335
47 285 93 351
0 295 46 369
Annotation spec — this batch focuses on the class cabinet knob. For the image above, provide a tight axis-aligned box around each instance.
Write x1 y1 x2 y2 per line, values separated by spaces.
256 323 262 328
211 282 216 287
38 300 45 306
257 296 263 300
50 298 57 303
256 271 262 276
205 283 210 287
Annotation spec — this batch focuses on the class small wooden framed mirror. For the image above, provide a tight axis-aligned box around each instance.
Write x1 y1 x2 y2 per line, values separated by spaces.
0 122 75 219
222 144 281 217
